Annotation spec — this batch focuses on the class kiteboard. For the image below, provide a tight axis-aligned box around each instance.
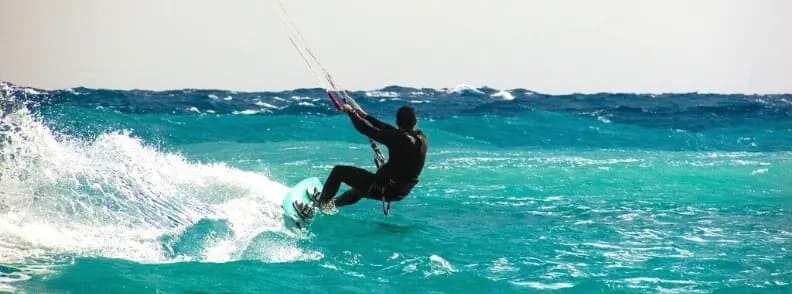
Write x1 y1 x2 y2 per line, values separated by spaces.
282 177 323 229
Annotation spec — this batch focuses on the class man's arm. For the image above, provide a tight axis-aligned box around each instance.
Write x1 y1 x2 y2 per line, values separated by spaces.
363 114 396 131
348 112 393 145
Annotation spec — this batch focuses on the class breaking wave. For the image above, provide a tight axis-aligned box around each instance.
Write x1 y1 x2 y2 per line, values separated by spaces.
0 88 316 270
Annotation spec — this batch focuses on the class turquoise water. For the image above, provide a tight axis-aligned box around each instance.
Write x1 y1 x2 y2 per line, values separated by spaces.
1 83 791 292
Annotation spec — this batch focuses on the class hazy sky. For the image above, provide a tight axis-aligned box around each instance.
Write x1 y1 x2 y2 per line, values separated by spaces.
1 0 790 94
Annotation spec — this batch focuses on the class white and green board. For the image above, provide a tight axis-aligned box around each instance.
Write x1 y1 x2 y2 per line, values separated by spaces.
282 177 323 229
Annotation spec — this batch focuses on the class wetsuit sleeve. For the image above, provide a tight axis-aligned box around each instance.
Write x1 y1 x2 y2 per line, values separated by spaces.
349 112 395 145
363 114 397 131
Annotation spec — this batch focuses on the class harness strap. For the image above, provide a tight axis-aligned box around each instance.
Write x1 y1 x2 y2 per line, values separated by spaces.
382 196 391 216
371 140 385 168
368 181 392 216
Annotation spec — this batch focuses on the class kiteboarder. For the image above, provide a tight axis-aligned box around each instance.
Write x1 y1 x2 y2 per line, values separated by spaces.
295 105 427 215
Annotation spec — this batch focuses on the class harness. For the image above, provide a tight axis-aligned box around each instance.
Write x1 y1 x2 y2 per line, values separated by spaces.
370 130 424 216
366 180 392 216
370 140 391 215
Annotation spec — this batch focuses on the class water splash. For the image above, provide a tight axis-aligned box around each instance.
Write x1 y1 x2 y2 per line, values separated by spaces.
0 98 309 267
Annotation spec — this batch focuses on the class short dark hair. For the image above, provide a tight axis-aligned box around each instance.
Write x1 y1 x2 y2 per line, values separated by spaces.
396 106 417 129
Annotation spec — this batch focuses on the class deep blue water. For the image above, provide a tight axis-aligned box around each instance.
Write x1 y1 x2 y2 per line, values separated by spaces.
1 82 791 293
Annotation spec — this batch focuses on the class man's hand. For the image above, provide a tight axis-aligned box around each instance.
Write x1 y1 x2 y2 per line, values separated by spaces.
340 104 366 117
339 104 355 113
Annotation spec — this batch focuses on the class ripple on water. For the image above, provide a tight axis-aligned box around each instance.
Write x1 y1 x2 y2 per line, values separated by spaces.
511 281 574 290
488 257 519 276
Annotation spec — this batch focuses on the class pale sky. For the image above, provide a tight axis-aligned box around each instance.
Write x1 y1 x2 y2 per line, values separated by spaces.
1 0 791 94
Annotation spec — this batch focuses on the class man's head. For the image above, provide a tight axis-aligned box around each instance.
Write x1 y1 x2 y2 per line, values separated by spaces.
396 106 417 130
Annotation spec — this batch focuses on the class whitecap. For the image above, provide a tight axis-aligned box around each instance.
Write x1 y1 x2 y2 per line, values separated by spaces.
489 257 518 273
544 196 563 202
750 168 768 175
623 277 696 285
446 84 484 94
402 263 417 273
491 89 515 100
425 254 457 276
511 281 574 289
283 160 309 166
618 213 639 221
254 101 279 109
681 236 707 243
365 90 398 97
298 102 315 107
232 109 259 115
0 81 13 92
597 116 612 124
584 242 622 250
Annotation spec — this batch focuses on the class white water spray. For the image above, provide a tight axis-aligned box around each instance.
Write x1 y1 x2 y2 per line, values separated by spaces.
0 92 314 266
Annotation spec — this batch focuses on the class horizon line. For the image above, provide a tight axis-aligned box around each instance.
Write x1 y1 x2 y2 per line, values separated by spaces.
2 80 791 97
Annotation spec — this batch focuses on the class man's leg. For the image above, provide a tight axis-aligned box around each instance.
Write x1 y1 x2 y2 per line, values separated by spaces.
333 189 363 207
319 165 376 205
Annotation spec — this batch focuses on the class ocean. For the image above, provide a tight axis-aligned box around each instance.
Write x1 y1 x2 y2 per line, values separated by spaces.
0 82 790 293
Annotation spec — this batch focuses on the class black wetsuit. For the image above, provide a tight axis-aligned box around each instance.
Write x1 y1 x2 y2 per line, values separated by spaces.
319 112 427 207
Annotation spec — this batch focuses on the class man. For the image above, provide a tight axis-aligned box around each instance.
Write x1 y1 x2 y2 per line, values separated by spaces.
296 105 427 216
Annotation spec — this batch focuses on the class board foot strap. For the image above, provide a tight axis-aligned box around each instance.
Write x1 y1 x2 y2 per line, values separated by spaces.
292 201 315 221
